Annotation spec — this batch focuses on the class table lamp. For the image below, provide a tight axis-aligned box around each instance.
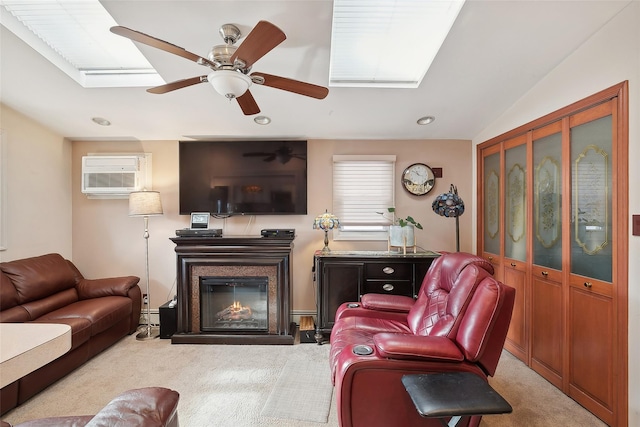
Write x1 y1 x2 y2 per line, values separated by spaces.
313 210 340 254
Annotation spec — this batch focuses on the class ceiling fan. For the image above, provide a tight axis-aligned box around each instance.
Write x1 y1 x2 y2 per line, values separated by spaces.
110 21 329 115
242 144 305 164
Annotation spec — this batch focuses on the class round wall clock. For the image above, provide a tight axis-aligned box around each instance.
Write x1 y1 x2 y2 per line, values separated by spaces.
401 163 436 196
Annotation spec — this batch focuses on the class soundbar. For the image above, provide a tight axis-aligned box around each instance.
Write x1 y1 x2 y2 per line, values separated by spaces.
261 229 295 238
175 228 222 237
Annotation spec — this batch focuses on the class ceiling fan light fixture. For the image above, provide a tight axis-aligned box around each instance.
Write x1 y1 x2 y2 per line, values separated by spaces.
208 70 251 99
207 44 237 65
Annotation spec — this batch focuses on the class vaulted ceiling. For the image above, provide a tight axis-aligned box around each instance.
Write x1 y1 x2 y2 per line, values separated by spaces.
0 0 632 141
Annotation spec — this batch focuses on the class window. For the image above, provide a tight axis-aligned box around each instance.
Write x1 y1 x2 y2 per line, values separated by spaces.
332 155 395 240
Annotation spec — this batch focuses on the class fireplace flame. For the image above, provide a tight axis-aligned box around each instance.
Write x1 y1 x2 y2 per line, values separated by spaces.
217 301 253 321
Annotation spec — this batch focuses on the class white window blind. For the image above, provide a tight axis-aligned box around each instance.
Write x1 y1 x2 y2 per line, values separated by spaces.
332 155 395 239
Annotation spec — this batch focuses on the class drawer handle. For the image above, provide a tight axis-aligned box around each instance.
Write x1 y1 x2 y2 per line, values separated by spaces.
382 267 395 274
584 282 593 289
382 284 395 292
488 256 493 261
510 262 516 267
541 271 549 277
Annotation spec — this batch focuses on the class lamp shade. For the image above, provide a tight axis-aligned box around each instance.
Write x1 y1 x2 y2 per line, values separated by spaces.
129 191 163 216
313 211 340 231
208 70 251 99
432 185 465 218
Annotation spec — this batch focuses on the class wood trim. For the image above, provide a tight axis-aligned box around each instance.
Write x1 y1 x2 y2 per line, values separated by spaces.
614 81 629 427
561 116 572 395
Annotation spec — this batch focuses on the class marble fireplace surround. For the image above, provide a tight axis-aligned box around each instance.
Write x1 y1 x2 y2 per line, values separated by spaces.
171 236 295 345
190 265 278 334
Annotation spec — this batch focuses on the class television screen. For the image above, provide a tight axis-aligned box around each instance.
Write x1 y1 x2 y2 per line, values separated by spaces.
179 140 307 216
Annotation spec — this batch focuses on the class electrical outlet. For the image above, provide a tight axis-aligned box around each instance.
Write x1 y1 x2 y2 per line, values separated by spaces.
143 294 148 305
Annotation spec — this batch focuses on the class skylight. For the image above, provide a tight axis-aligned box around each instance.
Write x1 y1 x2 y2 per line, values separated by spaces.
0 0 164 88
329 0 465 88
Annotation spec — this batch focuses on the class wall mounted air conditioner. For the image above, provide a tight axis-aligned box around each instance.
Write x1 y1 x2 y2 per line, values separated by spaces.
81 154 152 198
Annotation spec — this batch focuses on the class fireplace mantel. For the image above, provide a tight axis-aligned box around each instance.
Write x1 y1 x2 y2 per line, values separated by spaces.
170 236 295 344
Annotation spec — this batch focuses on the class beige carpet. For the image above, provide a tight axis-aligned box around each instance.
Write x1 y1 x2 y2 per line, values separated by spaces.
261 359 333 423
2 333 606 426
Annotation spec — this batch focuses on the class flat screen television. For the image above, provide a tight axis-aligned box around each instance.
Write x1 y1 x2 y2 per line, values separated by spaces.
179 140 307 216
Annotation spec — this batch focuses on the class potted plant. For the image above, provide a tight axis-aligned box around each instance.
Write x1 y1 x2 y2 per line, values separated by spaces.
378 207 423 249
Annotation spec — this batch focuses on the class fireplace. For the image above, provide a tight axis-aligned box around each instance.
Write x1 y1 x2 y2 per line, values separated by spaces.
200 276 269 333
171 236 294 344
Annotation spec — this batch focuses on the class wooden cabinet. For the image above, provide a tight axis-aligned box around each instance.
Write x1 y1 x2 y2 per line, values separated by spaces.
313 250 439 343
316 261 362 335
476 83 628 426
503 258 528 361
530 266 564 389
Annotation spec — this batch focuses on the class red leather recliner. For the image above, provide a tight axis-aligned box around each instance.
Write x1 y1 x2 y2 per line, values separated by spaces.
329 252 515 427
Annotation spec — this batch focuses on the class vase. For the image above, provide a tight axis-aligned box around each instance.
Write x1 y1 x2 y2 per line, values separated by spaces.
389 225 415 248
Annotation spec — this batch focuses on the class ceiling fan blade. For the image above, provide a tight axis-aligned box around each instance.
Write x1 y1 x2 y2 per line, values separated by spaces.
110 26 214 67
230 21 286 69
251 72 329 99
236 90 261 115
147 76 207 94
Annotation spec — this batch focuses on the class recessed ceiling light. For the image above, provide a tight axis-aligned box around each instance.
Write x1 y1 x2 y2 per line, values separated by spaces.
417 116 435 125
92 117 111 126
254 116 271 125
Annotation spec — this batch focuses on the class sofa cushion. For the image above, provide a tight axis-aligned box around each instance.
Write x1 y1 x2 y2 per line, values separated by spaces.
32 317 92 351
1 273 20 311
19 289 79 321
0 306 30 323
0 254 79 304
38 296 132 337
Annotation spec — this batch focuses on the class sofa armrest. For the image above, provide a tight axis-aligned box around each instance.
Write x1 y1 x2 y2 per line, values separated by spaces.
87 387 179 427
373 333 464 362
77 276 140 300
361 293 415 313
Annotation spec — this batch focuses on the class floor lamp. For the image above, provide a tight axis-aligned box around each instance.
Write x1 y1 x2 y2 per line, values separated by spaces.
129 190 163 341
432 184 465 252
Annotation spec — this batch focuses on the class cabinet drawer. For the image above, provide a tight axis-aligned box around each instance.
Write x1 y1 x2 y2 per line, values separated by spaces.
363 279 412 296
364 263 412 279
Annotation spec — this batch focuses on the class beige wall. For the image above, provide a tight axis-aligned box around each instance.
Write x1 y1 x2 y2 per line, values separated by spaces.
471 3 640 424
71 138 473 314
0 105 72 262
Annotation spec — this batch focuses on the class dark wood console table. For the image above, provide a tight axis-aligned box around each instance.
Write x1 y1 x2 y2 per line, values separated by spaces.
313 250 440 344
170 236 295 345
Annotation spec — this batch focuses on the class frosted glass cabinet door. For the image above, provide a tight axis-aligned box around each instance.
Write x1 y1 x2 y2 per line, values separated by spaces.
504 143 527 262
533 127 563 270
570 115 613 282
483 152 501 255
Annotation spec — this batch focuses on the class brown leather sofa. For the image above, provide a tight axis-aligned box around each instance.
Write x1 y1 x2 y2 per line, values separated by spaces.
0 253 141 415
329 252 515 427
1 387 179 427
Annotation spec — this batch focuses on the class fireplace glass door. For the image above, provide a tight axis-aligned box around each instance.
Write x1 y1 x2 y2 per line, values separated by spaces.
200 276 269 333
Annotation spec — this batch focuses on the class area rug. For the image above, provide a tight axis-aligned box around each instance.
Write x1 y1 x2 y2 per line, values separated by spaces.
261 359 334 423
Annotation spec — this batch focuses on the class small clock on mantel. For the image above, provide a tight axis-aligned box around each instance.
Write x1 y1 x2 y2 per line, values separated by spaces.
401 163 436 196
